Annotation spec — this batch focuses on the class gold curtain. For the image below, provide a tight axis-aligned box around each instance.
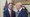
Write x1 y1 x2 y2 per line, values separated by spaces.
13 0 30 5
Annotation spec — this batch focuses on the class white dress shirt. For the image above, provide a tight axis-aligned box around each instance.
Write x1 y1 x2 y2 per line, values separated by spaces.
8 8 11 17
18 7 22 14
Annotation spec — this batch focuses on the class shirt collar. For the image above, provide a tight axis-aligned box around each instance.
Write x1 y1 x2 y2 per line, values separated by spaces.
19 7 22 11
8 8 11 12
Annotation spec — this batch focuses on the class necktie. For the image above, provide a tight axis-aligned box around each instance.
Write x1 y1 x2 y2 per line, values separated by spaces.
18 10 19 12
11 10 13 17
18 10 19 16
10 11 12 17
10 11 11 17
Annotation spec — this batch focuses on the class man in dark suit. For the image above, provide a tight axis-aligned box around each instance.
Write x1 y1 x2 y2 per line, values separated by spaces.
3 3 15 17
15 3 28 17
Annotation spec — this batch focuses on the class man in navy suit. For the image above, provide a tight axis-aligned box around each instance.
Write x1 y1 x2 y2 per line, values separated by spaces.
3 3 15 17
15 3 28 17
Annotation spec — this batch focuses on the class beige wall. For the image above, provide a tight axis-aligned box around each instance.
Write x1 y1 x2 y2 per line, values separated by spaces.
0 0 6 17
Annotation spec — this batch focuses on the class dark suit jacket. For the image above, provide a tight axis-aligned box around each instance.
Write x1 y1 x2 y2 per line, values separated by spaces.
18 8 28 17
3 9 15 17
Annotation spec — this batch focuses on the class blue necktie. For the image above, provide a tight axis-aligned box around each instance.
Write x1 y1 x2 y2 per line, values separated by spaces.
18 10 19 12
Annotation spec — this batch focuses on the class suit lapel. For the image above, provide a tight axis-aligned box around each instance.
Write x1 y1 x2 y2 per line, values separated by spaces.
18 8 23 16
7 9 10 17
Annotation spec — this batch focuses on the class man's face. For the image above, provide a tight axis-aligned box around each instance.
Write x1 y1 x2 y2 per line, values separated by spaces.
15 3 22 9
8 4 13 9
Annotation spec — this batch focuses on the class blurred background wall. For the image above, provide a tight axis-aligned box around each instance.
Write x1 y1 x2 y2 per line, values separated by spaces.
0 0 6 17
0 0 30 17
